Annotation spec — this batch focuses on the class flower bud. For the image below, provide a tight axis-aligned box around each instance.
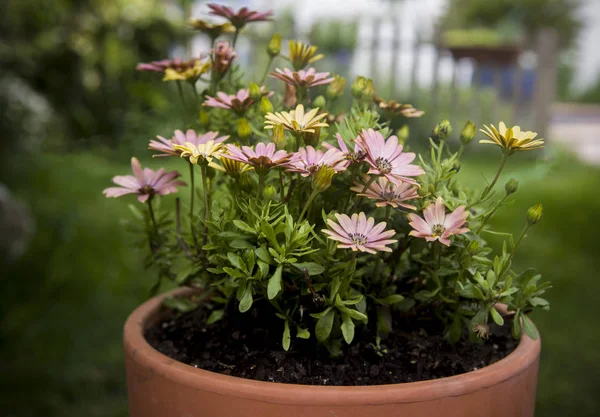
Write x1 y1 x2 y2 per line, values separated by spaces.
249 82 262 101
259 96 274 115
302 126 321 146
396 125 410 145
271 123 286 149
267 33 281 57
326 75 346 100
351 76 367 99
468 240 480 254
505 178 519 196
312 165 336 192
237 118 252 141
362 79 375 100
460 120 476 145
263 185 276 199
199 109 210 129
526 204 543 225
312 95 326 109
432 120 452 141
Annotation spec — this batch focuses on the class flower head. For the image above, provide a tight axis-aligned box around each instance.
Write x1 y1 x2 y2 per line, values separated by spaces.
408 197 469 246
207 3 273 29
212 158 254 177
322 212 397 254
351 175 419 209
137 58 211 82
211 41 237 75
149 130 228 157
190 19 235 39
173 141 225 165
288 41 324 70
326 75 347 99
223 142 291 175
480 122 544 153
204 87 270 114
357 129 424 185
103 157 185 203
322 133 365 167
270 68 334 89
375 97 424 118
285 146 347 177
264 104 328 135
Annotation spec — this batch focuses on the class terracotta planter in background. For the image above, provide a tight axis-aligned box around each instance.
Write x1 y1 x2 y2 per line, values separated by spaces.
124 288 541 417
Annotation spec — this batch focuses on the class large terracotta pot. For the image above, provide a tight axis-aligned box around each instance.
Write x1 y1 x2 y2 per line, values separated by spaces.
124 288 541 417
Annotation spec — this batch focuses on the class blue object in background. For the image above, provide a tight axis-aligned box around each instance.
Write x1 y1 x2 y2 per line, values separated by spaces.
478 66 536 101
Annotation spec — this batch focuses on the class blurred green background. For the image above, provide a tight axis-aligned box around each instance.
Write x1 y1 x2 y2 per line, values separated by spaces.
1 0 599 416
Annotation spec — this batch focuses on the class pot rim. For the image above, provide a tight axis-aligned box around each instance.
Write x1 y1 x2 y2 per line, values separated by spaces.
124 287 541 406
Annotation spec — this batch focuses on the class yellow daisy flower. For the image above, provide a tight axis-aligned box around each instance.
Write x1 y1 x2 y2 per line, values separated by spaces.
163 60 211 82
173 141 224 165
288 40 324 70
264 104 328 134
480 122 544 153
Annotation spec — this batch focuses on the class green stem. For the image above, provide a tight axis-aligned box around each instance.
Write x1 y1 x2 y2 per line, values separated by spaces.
433 241 441 270
481 152 510 201
147 198 160 240
258 173 266 198
384 205 391 224
232 29 239 48
511 224 531 260
437 140 445 166
352 175 377 212
475 195 508 234
176 81 190 121
299 188 319 221
279 171 285 201
260 56 275 85
188 162 195 219
200 163 211 222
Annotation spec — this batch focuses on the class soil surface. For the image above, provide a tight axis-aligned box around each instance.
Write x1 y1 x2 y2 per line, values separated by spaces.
145 300 518 386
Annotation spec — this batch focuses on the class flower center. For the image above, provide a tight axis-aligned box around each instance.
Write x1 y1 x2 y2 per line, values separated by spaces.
375 157 392 174
431 224 445 237
349 233 368 246
139 185 154 195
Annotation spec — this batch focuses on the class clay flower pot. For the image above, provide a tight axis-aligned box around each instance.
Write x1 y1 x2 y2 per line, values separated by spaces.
124 288 541 417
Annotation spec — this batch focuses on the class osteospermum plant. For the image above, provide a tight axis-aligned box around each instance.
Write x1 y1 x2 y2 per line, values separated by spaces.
108 4 550 357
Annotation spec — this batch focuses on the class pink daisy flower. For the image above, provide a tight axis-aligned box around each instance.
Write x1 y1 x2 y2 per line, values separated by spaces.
357 128 424 186
207 4 273 28
149 130 228 157
351 175 419 209
322 212 397 254
103 157 186 203
223 142 291 174
136 58 195 73
285 146 347 177
204 87 270 114
407 197 469 246
322 133 366 167
270 68 334 88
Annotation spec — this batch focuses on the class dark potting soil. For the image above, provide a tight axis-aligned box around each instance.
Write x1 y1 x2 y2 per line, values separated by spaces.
145 298 518 386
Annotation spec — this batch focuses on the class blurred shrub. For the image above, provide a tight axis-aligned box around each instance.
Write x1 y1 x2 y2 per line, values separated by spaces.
0 0 184 151
309 19 358 53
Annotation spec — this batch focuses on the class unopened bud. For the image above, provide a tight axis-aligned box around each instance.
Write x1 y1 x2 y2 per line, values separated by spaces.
351 76 367 99
259 96 273 115
396 125 410 145
237 118 252 141
263 185 276 199
303 126 321 146
312 95 326 109
505 178 519 196
267 33 282 57
433 120 452 141
326 75 346 100
526 204 543 225
249 83 262 102
460 120 476 145
468 240 480 254
312 165 336 192
199 109 210 129
362 79 375 100
271 123 286 149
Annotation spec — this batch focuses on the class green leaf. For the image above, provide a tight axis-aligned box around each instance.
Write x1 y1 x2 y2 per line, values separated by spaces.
512 312 522 338
239 284 253 313
292 262 325 276
341 313 355 344
310 306 333 319
338 306 368 321
282 321 291 351
315 309 335 342
379 294 405 305
296 326 310 339
128 204 145 220
206 309 225 324
490 307 504 326
486 270 497 287
257 260 269 280
267 265 283 299
227 252 246 271
521 315 538 340
255 246 273 264
261 221 280 249
230 239 255 249
233 220 256 234
162 296 198 313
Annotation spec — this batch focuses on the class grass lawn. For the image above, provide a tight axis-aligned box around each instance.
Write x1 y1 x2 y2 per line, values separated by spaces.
0 147 598 416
